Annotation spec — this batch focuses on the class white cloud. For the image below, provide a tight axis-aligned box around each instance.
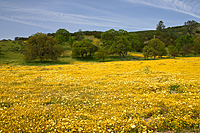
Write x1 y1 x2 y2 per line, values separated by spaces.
125 0 200 19
0 3 145 31
0 5 124 30
0 5 121 23
2 0 199 35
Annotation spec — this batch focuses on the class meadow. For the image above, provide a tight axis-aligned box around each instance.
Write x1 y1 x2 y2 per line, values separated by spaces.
0 57 200 132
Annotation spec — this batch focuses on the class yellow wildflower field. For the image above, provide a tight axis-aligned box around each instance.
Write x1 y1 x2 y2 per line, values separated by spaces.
0 57 200 132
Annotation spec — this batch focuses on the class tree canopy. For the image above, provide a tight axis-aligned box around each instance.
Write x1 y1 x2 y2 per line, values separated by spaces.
72 39 98 59
168 45 178 58
143 38 166 59
193 36 200 56
24 33 62 62
127 33 142 52
8 19 200 63
184 20 198 35
55 28 70 44
156 21 165 31
101 29 133 58
175 35 194 56
95 49 109 61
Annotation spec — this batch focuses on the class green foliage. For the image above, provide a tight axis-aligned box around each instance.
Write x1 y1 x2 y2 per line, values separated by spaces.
94 49 108 61
137 30 180 48
143 45 154 59
88 42 98 56
101 29 117 49
81 31 102 39
14 37 28 41
111 36 131 58
127 33 142 52
24 33 63 62
168 45 178 58
193 36 200 56
0 40 25 64
68 37 75 47
71 30 102 40
2 22 200 65
156 21 165 31
118 29 129 36
184 20 198 35
145 38 166 59
72 39 98 59
157 44 167 58
101 29 132 58
169 85 184 93
75 29 84 41
55 29 70 44
175 35 194 56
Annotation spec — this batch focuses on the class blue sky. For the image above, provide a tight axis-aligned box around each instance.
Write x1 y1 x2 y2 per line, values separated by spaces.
0 0 200 40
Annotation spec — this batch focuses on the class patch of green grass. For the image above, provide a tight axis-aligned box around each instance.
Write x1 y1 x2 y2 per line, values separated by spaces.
73 55 143 62
0 40 25 65
169 84 184 93
0 102 13 108
21 60 70 66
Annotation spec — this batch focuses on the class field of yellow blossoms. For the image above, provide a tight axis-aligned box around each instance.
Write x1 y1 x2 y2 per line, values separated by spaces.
0 57 200 132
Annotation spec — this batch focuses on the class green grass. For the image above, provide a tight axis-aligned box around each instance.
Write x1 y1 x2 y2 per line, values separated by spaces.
0 40 24 65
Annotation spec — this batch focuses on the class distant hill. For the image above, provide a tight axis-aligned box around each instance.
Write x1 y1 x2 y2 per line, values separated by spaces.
70 23 200 48
131 23 200 47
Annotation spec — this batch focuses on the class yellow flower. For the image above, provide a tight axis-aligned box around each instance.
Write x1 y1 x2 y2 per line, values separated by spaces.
131 124 136 128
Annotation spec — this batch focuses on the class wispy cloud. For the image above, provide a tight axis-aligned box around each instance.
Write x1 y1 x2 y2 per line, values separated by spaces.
0 5 119 26
0 4 137 31
125 0 200 19
0 1 149 32
1 0 199 39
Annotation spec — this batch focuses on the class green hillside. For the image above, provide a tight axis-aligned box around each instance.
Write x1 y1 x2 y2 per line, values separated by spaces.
0 40 24 65
1 23 200 65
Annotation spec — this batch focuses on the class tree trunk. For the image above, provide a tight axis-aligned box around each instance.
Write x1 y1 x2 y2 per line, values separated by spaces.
40 57 43 62
102 57 105 61
122 53 126 59
119 54 121 58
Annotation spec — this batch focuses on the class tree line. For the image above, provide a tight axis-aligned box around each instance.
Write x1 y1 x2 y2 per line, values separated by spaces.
19 20 200 62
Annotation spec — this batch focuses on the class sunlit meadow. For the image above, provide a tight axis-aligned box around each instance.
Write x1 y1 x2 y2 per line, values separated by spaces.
0 57 200 132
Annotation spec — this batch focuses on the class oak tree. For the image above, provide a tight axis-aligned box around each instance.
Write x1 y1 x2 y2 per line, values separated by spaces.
168 45 178 58
175 35 193 56
193 36 200 56
72 39 98 59
184 20 198 36
55 28 70 44
24 33 62 62
95 48 108 61
148 38 166 59
156 21 165 31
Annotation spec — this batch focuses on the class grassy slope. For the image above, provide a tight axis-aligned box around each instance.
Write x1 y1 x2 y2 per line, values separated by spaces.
0 41 24 65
